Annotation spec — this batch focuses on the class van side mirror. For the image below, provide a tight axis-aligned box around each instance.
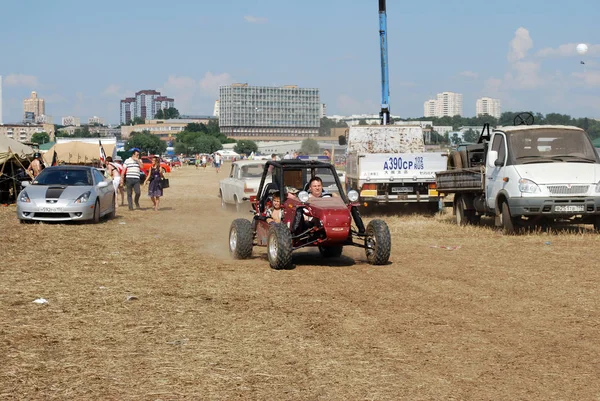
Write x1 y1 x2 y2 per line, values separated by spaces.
338 135 346 146
488 150 499 168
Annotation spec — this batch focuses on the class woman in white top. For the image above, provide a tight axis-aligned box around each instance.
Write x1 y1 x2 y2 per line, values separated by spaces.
106 156 125 209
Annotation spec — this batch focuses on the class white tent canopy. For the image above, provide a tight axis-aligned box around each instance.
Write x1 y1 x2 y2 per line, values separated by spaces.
0 135 34 165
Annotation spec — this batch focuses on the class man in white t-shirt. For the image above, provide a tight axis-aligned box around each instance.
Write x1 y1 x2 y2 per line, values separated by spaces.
120 148 144 210
214 153 222 174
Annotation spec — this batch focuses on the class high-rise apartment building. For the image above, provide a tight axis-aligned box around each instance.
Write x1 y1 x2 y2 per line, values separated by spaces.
213 100 220 117
23 91 45 121
219 84 320 138
423 92 463 118
476 97 501 119
119 90 175 124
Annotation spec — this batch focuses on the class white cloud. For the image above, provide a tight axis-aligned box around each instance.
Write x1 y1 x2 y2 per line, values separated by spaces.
4 74 39 88
199 72 234 96
244 15 268 24
508 27 533 62
459 71 478 79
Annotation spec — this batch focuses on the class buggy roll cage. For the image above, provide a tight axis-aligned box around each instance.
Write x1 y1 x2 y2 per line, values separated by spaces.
255 160 350 211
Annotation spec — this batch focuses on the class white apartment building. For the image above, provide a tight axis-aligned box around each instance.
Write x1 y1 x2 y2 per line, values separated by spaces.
424 92 463 118
476 97 501 119
62 116 81 127
88 116 105 125
423 100 437 118
213 100 220 117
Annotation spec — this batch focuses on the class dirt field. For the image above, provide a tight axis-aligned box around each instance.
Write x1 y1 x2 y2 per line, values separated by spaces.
1 164 599 400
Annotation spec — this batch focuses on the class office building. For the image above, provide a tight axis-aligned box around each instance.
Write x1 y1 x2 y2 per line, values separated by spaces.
476 97 501 119
119 90 175 124
23 91 45 121
62 116 81 127
423 92 463 118
219 84 320 139
213 100 220 117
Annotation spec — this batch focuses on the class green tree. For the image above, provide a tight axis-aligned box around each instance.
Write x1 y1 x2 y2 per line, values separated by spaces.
185 123 208 133
174 142 189 155
358 119 368 126
463 129 478 143
300 137 320 154
31 132 50 144
234 140 258 155
125 131 167 155
155 107 180 119
73 126 92 138
132 116 145 125
192 136 222 154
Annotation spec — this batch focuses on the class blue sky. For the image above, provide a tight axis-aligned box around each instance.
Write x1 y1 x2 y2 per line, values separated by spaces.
1 0 598 124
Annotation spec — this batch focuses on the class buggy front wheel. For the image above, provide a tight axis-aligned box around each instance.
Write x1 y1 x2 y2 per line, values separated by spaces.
364 219 391 265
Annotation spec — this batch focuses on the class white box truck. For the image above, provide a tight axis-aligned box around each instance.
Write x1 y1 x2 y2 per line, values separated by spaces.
342 125 448 212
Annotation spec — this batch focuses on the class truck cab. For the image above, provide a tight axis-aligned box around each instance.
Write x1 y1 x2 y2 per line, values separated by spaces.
437 124 600 233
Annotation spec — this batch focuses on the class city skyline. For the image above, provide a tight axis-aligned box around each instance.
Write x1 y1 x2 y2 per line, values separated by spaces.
0 0 598 124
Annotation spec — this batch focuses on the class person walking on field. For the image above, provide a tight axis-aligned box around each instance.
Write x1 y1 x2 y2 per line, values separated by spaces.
144 155 165 211
106 156 124 211
120 148 144 210
214 153 222 174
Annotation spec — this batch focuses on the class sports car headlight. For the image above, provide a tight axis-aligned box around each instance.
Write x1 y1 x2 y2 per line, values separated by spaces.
19 191 30 203
347 190 359 202
74 191 91 204
298 191 309 203
518 178 541 194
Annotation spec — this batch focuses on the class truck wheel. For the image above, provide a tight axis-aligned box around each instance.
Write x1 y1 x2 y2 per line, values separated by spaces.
447 151 462 170
500 202 518 234
229 219 253 259
454 195 479 226
459 150 469 168
319 245 343 258
593 216 600 232
267 223 293 270
364 219 391 265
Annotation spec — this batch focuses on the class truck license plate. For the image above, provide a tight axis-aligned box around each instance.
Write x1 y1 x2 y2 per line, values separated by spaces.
391 187 412 193
554 205 584 213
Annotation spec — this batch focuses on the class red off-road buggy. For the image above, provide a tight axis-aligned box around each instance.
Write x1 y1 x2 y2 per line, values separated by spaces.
228 159 392 269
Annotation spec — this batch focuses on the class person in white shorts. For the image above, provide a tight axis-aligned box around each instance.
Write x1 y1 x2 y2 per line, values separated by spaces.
106 156 125 209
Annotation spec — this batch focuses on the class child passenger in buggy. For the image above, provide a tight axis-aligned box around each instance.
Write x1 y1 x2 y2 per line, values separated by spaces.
266 192 283 224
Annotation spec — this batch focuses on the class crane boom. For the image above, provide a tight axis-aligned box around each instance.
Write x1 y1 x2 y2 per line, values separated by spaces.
379 0 390 125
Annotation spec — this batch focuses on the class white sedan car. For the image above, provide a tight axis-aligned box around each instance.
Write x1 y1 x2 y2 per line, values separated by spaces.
219 160 269 212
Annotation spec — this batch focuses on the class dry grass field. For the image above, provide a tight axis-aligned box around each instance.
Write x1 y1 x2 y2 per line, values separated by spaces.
1 163 599 400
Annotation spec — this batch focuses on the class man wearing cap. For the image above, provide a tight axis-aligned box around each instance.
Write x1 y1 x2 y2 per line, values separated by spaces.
120 148 144 210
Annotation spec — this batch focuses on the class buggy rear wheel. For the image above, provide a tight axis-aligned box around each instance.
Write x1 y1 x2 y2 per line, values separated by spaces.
267 223 293 270
318 245 343 258
364 219 391 265
229 218 253 259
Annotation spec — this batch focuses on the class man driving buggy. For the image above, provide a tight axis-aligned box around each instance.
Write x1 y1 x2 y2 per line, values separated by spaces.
307 176 338 198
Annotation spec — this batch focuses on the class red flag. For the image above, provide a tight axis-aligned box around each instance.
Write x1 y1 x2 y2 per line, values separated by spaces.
51 150 58 166
99 140 107 166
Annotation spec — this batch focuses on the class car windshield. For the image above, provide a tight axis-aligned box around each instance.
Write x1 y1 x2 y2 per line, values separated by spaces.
33 169 93 186
240 164 264 178
509 128 599 164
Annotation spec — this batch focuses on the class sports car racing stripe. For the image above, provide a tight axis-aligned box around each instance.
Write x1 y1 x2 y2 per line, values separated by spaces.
46 186 66 199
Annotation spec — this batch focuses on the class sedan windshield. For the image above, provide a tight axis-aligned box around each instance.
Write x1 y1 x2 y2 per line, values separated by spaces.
509 128 599 164
34 169 93 186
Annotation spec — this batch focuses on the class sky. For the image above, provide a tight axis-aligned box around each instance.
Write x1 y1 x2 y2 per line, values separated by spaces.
1 0 598 125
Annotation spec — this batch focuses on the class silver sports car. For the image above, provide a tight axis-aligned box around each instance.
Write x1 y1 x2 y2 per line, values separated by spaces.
17 165 116 223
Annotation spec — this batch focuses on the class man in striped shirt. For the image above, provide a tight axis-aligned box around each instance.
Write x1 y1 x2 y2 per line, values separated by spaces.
120 148 144 210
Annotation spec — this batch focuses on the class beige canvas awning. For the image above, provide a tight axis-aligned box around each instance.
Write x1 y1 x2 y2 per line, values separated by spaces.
43 141 116 165
0 135 35 164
